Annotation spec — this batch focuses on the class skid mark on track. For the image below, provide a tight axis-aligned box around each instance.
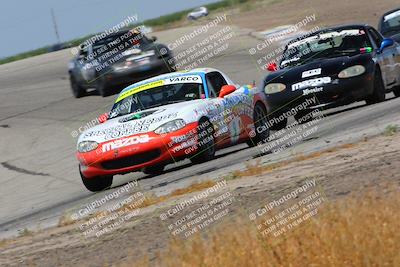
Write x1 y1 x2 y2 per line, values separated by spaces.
1 162 50 176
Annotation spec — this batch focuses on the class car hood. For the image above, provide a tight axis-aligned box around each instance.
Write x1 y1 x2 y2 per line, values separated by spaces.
266 54 372 84
78 100 207 144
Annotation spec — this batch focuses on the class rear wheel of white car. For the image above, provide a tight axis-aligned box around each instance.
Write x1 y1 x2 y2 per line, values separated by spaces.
143 164 165 176
190 119 215 164
366 71 386 105
80 166 113 192
247 103 270 147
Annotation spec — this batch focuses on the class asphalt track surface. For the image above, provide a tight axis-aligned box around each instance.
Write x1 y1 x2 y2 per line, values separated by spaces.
1 24 400 237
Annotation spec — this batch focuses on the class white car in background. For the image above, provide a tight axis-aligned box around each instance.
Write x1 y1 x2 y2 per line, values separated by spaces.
187 7 209 20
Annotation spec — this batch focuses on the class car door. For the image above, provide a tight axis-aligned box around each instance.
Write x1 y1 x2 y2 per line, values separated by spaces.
206 71 251 144
368 27 396 86
205 72 233 144
74 45 97 86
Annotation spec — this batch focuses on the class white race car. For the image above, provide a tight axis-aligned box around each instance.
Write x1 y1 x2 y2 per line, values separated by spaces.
76 68 270 191
187 7 209 20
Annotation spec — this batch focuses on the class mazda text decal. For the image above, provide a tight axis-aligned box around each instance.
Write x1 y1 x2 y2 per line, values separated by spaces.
102 134 150 152
292 77 331 91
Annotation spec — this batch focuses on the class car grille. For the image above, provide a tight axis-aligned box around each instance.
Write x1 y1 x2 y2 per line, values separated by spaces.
101 149 161 170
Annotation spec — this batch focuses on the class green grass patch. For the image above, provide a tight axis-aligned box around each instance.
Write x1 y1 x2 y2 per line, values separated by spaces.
384 124 398 136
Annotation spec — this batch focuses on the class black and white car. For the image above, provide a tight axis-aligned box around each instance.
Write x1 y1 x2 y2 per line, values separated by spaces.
68 29 175 98
262 24 400 129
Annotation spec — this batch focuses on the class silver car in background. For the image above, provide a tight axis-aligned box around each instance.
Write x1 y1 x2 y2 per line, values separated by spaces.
187 6 209 20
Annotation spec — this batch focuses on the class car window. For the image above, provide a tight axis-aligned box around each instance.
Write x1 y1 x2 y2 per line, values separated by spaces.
206 72 228 98
110 81 205 118
381 10 400 35
280 28 371 68
368 28 383 49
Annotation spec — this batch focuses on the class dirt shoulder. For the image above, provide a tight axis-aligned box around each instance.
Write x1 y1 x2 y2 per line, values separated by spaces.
226 0 399 31
1 130 399 267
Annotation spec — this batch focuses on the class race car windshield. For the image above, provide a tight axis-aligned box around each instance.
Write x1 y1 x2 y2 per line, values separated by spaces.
109 83 205 119
381 10 400 35
280 29 371 68
91 32 149 57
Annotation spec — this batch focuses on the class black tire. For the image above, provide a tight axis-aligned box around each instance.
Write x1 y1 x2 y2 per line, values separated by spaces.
70 75 85 98
96 76 110 97
80 166 113 192
393 86 400 98
247 103 270 147
190 119 216 164
366 71 386 105
143 164 165 175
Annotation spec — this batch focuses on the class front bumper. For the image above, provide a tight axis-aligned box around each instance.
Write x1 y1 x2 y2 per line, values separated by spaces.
77 122 199 178
266 73 374 115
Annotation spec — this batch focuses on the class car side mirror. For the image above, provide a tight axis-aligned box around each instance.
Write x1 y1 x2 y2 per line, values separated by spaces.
267 62 278 72
379 38 394 53
219 85 236 98
98 112 109 123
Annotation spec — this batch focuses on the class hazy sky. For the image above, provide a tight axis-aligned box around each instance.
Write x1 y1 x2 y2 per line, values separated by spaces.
0 0 219 58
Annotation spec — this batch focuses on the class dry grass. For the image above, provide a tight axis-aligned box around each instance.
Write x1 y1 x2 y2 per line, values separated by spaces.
0 238 11 248
119 180 218 212
56 180 218 229
58 212 78 227
17 228 33 237
124 185 400 267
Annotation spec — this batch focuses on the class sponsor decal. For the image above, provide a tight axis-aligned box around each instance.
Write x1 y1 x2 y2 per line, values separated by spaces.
84 113 178 140
116 75 203 102
164 75 202 84
102 134 150 152
303 87 323 96
116 80 164 102
292 77 331 91
118 110 158 123
302 68 321 78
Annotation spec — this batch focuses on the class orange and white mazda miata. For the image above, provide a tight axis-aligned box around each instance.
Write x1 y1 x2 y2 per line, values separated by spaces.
76 68 270 191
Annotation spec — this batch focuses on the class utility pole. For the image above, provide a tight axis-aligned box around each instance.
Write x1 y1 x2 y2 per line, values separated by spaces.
51 8 61 44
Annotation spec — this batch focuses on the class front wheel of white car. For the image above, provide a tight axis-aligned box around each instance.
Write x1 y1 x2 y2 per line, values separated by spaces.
247 103 270 147
143 164 165 176
190 119 215 164
80 166 113 192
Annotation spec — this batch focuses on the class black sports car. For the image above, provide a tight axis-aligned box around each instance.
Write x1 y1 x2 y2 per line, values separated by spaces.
262 24 400 130
68 29 175 98
379 8 400 43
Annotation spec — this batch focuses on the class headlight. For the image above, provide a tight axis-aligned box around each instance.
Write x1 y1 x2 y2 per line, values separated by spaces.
154 119 186 135
338 65 366 78
77 141 98 153
264 83 286 94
